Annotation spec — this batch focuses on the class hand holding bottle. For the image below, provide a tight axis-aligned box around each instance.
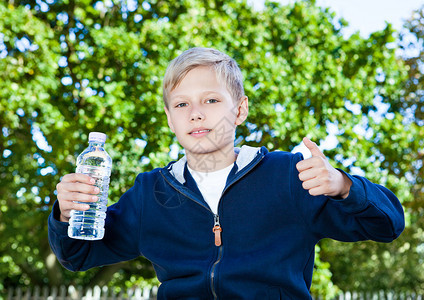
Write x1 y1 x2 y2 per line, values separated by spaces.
56 132 112 240
56 173 99 222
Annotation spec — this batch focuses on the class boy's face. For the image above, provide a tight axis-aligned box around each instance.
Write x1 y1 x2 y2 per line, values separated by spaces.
165 66 248 159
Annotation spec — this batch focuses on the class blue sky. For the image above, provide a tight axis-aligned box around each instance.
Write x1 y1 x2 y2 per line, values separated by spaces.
250 0 423 37
247 0 424 162
314 0 423 37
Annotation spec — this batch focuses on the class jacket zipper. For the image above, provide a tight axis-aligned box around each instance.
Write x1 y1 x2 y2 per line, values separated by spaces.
159 154 264 299
210 232 223 300
212 214 222 247
160 173 223 298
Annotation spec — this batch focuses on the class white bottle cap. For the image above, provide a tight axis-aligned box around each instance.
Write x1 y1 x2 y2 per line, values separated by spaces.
88 132 107 143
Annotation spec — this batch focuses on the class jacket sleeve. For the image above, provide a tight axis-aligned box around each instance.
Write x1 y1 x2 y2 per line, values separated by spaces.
48 175 143 271
291 152 405 243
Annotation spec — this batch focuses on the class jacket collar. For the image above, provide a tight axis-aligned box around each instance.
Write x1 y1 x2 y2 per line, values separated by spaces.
167 145 263 185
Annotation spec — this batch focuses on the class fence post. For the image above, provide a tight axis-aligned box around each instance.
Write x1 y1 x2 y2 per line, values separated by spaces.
94 286 102 299
58 285 66 300
345 291 352 300
16 287 22 300
100 285 109 300
150 286 158 300
6 287 12 300
85 286 93 300
33 286 41 300
143 287 151 299
41 286 49 299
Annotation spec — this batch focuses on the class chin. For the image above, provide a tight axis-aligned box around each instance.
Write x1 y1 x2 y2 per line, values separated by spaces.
185 143 223 155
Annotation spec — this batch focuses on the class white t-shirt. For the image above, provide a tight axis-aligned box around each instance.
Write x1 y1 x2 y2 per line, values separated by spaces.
187 164 234 215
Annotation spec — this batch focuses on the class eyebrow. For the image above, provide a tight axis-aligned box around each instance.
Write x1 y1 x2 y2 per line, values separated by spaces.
200 91 224 98
170 91 225 101
169 91 224 103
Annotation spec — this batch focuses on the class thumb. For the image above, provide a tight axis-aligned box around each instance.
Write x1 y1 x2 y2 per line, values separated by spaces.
303 137 325 158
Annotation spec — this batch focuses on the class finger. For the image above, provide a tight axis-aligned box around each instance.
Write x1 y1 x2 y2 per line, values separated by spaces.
57 191 99 203
61 173 96 184
303 137 325 159
58 181 100 195
302 178 321 191
60 200 91 213
296 156 325 172
296 160 313 172
307 186 328 197
298 168 319 182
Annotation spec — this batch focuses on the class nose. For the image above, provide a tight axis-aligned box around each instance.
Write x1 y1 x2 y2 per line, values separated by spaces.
190 106 204 121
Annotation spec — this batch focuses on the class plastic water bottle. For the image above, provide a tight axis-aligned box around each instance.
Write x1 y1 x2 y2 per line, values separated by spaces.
68 132 112 240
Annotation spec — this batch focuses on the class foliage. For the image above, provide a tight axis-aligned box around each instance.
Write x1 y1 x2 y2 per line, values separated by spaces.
311 245 339 298
319 4 424 292
0 1 62 289
0 0 421 296
399 3 424 234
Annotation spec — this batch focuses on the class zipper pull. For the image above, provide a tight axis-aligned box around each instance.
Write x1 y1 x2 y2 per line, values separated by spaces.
212 215 222 247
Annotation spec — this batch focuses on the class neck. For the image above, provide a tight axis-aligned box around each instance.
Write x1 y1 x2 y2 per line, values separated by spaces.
186 145 237 172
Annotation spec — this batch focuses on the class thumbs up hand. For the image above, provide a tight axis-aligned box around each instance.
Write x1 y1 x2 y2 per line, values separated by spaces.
296 137 352 199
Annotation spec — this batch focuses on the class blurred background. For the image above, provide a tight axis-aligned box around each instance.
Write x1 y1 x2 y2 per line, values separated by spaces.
1 0 423 298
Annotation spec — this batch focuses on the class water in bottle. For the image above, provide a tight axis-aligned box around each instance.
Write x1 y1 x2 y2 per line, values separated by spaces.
68 132 112 240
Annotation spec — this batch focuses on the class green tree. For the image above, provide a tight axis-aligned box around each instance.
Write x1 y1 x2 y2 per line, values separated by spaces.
0 1 62 288
319 4 424 293
0 0 417 296
399 4 424 240
401 7 424 270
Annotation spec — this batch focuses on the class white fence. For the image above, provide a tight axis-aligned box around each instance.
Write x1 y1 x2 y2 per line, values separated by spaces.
5 286 157 300
334 291 423 300
4 286 424 300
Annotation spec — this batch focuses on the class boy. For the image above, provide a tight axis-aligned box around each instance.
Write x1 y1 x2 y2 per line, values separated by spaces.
49 47 405 299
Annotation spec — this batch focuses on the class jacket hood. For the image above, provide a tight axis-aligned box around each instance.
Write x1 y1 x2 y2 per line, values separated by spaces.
167 145 263 185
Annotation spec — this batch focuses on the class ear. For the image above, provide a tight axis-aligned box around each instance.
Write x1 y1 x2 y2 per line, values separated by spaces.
235 96 248 126
164 106 175 133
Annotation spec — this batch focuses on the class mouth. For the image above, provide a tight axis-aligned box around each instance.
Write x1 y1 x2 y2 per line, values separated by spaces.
189 129 212 136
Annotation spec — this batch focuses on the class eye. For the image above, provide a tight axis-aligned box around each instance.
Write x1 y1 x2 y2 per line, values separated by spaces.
175 102 188 108
206 99 219 104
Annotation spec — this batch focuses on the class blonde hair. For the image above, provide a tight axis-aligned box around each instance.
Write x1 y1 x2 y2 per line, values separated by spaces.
162 47 245 107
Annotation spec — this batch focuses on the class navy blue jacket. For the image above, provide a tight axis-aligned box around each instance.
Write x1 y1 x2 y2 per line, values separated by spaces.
48 146 405 299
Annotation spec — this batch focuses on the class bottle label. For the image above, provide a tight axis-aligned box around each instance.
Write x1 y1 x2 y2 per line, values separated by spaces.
76 165 111 178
